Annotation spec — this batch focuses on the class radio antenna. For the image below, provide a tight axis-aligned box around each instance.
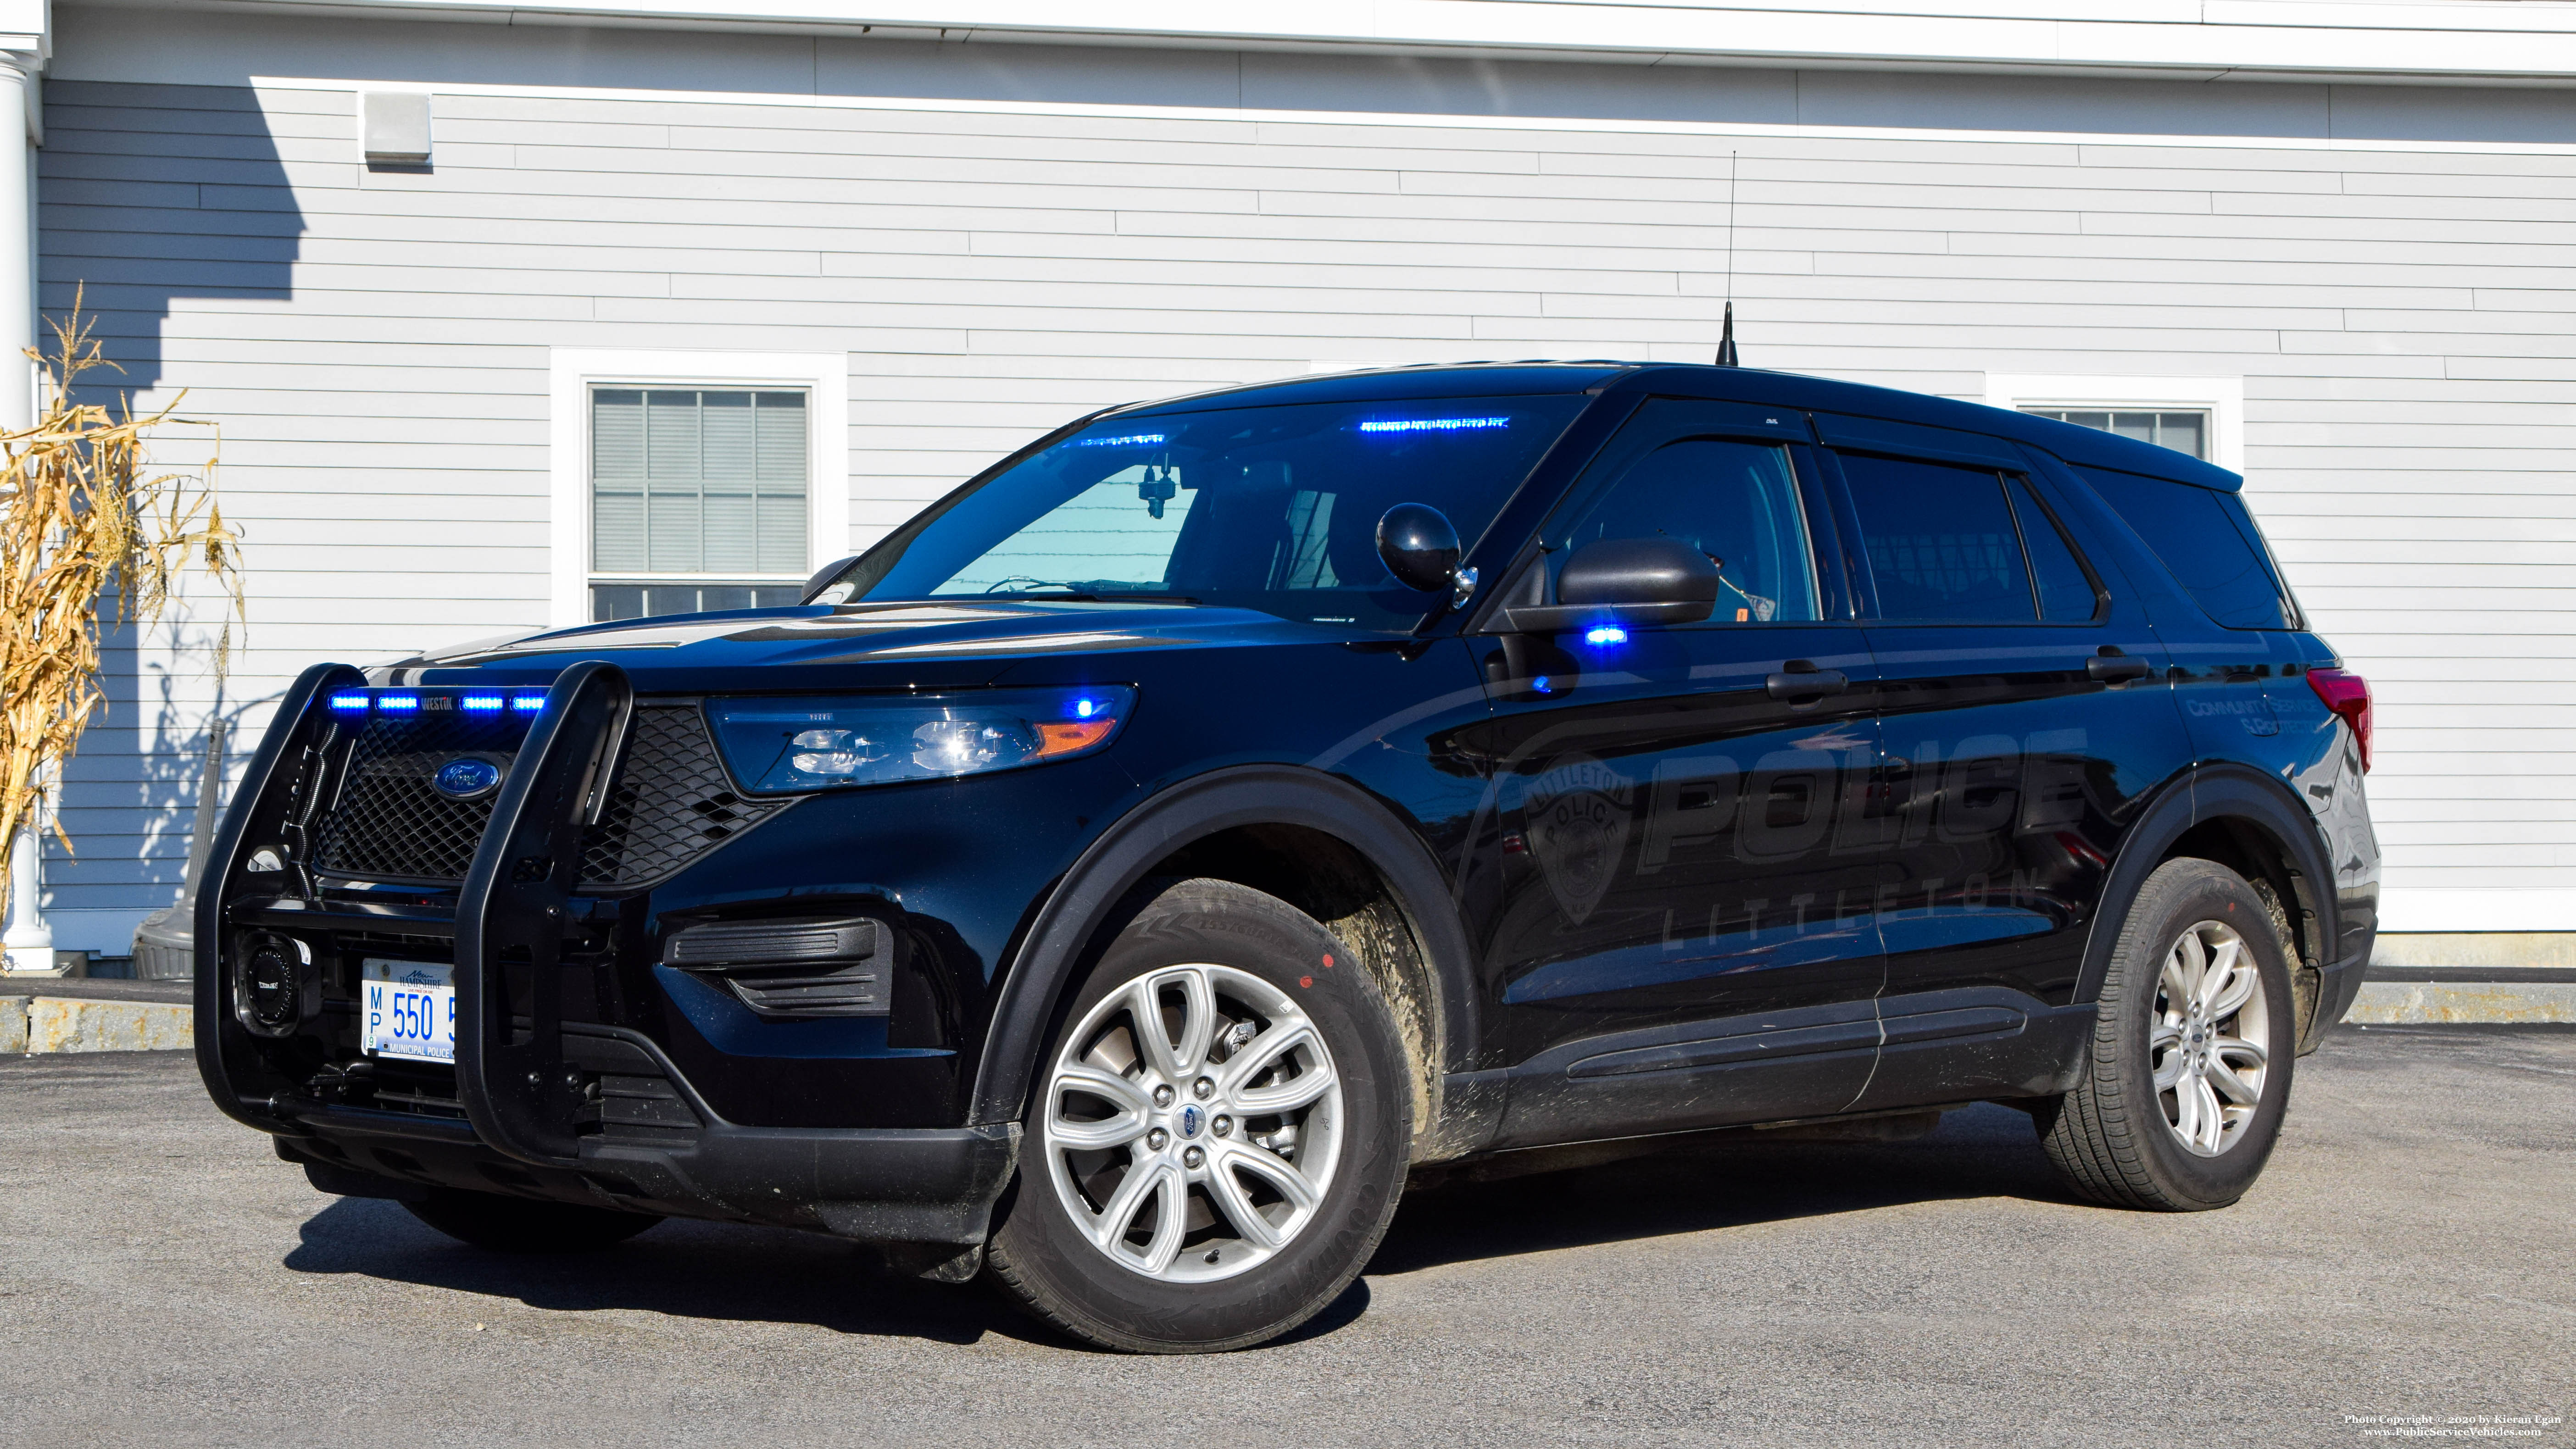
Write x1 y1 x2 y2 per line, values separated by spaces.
1716 149 1741 366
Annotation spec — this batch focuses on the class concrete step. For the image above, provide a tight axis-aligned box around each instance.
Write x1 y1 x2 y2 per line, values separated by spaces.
0 994 195 1054
2342 979 2575 1025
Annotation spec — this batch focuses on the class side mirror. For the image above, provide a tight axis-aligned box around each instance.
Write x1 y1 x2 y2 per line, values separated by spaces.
1377 503 1478 607
803 555 861 605
1503 537 1719 633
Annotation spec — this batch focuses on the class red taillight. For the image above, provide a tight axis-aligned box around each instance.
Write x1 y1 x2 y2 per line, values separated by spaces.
2306 666 2372 772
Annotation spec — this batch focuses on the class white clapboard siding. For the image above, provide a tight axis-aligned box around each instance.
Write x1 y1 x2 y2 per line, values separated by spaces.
29 15 2576 945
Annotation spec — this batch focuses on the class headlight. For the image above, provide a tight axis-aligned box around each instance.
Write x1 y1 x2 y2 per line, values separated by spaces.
705 687 1135 794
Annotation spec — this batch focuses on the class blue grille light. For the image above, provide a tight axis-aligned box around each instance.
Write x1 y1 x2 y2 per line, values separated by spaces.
328 693 370 711
460 694 505 712
1583 624 1630 647
1077 431 1167 448
378 693 421 712
510 694 546 712
1357 416 1509 434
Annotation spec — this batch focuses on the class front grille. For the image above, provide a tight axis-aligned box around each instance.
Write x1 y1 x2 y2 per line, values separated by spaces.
313 712 528 880
370 1082 470 1120
307 701 791 891
579 706 790 888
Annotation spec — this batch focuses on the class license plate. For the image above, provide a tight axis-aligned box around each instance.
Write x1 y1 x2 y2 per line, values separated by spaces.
362 958 456 1063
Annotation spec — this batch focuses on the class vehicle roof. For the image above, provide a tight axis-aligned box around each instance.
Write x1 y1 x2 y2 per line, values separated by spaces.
1113 360 2242 491
1118 362 1631 414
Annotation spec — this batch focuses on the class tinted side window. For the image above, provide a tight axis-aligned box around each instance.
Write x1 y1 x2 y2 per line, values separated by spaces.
2077 466 2294 629
1837 452 2033 623
2011 480 2104 622
1553 437 1821 623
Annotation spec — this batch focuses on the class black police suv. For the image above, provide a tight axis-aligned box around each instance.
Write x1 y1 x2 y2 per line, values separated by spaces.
197 362 2378 1352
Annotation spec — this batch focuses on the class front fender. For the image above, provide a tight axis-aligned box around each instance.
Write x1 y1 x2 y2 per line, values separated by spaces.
966 764 1477 1134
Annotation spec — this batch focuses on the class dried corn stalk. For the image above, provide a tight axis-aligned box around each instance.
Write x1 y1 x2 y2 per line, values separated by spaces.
0 304 244 903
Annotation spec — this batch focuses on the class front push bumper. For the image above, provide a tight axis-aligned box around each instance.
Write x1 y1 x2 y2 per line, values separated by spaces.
198 660 1017 1246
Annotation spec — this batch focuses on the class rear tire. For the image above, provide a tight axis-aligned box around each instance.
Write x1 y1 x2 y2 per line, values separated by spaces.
985 878 1411 1353
404 1188 662 1253
2038 857 2298 1210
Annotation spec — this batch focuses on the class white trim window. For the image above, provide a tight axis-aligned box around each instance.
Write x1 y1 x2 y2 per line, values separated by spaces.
588 386 809 621
1982 374 2245 476
2017 407 2210 463
547 350 850 629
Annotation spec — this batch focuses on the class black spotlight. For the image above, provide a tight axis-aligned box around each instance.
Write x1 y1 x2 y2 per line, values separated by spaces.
234 932 314 1035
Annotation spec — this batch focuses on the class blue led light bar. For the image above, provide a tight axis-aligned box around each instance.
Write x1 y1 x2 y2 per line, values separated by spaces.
1077 431 1167 448
510 694 546 712
378 694 421 712
460 694 505 711
328 693 369 711
1357 416 1509 434
1583 625 1630 647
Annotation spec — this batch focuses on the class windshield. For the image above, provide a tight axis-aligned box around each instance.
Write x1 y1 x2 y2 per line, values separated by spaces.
831 394 1591 631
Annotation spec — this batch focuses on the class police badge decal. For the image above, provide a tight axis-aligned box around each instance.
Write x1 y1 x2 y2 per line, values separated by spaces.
1524 753 1634 925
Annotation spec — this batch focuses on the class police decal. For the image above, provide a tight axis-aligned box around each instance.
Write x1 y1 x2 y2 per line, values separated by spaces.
1524 753 1634 925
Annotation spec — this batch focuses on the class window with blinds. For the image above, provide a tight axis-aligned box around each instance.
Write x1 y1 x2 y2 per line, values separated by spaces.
2020 408 2209 462
590 387 810 622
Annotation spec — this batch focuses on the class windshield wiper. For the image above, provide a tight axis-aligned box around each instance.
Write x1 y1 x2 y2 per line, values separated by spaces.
980 578 1197 604
999 591 1200 605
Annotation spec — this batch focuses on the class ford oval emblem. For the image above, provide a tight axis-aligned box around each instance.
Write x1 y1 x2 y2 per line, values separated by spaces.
432 757 503 801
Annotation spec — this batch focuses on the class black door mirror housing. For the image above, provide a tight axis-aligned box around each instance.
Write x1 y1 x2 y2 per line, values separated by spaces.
803 555 862 604
1378 503 1478 606
1504 537 1720 633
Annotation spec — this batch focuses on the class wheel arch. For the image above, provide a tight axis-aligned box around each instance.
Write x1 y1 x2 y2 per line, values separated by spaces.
2081 764 2341 1048
968 766 1474 1160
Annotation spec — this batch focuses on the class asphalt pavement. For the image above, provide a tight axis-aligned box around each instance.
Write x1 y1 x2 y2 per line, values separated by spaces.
3 1025 2569 1447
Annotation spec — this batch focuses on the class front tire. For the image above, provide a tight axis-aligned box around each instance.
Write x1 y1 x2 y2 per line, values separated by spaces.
985 878 1411 1353
404 1188 662 1253
2038 857 2298 1210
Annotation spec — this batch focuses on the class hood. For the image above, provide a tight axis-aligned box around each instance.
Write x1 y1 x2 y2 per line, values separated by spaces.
392 599 1359 692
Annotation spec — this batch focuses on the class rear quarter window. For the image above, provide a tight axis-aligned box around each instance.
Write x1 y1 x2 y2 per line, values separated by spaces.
2073 466 2298 630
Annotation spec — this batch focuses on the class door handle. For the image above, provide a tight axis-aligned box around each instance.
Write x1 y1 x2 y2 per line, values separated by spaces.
2086 650 2152 684
1766 662 1848 700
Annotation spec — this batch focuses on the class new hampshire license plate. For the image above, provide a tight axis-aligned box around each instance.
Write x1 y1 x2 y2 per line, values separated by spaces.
362 958 456 1063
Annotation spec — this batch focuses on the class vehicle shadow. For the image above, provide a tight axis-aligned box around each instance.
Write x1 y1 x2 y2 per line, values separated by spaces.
1368 1102 2076 1275
279 1104 2066 1348
282 1199 1040 1347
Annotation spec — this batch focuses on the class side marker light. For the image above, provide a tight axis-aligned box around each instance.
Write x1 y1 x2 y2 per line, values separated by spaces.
1035 720 1118 758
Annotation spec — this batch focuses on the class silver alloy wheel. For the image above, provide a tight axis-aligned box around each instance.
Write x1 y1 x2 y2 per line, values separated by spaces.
1041 962 1344 1282
2149 919 2271 1157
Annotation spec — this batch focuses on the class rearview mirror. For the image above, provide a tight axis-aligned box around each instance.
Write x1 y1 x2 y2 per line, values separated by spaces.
1503 537 1719 633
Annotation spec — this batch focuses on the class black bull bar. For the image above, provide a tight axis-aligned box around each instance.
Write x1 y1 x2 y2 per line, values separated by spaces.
190 661 1015 1244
